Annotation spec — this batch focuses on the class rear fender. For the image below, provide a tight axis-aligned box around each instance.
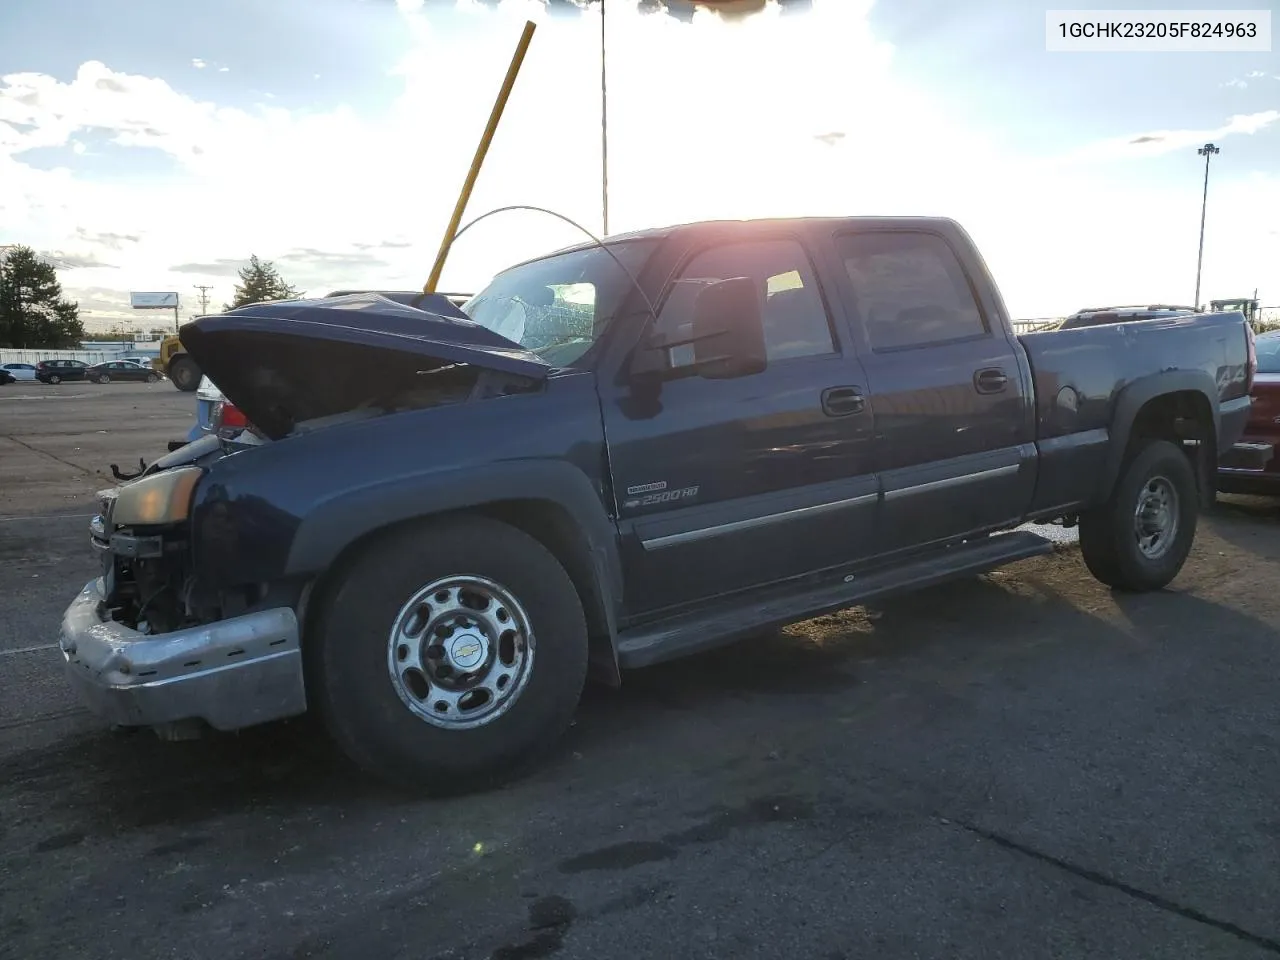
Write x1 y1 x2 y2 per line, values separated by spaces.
1099 370 1219 500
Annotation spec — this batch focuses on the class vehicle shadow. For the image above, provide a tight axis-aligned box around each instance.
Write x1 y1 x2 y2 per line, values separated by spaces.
0 713 401 838
567 552 1131 753
6 551 1238 831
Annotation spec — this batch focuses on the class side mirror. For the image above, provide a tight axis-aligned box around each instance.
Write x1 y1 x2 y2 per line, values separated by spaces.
631 277 768 383
689 277 767 379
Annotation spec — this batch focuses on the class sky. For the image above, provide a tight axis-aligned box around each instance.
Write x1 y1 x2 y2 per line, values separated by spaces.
0 0 1277 333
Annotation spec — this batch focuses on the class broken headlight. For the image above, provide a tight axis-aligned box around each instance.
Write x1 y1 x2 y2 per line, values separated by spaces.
112 466 204 526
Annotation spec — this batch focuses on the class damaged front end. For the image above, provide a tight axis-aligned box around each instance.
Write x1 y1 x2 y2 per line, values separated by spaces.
59 293 554 738
91 456 211 635
61 436 305 738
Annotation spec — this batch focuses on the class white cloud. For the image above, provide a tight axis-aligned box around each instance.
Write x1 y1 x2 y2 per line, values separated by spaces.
191 58 206 69
0 0 1276 329
1064 111 1280 162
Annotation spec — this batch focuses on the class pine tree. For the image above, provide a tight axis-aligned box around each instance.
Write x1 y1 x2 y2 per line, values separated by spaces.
0 245 85 348
225 254 301 310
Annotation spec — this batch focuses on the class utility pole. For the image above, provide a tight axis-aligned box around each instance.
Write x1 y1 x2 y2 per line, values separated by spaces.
1194 142 1219 311
193 284 212 316
601 0 610 236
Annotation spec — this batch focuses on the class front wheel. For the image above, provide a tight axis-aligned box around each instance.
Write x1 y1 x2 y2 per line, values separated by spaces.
48 374 61 384
309 515 589 792
97 373 110 384
1079 439 1198 592
145 372 159 383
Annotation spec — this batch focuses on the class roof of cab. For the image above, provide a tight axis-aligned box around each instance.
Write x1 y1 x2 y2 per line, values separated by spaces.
499 215 966 273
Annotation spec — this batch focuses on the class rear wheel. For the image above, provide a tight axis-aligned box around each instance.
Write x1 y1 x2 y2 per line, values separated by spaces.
1079 439 1198 592
309 515 589 792
168 356 200 392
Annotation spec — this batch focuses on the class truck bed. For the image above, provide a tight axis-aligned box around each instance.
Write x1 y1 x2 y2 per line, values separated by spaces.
1018 310 1252 514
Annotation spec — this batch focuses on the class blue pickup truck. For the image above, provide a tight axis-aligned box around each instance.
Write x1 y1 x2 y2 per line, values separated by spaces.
62 216 1259 791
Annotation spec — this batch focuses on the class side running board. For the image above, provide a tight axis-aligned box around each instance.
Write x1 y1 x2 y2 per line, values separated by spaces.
616 531 1055 669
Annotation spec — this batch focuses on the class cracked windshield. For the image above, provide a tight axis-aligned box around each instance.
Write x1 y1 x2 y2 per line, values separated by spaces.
2 1 1279 958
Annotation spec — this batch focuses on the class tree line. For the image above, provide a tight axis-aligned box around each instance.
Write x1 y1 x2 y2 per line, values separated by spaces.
0 246 85 349
0 247 302 349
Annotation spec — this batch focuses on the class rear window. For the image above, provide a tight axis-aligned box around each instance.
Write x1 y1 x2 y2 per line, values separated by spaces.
1257 335 1280 374
837 232 987 350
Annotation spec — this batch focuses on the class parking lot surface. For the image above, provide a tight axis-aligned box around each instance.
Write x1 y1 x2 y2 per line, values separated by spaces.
2 384 1279 960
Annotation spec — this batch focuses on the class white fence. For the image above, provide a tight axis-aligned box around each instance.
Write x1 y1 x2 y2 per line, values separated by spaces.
1 348 116 365
0 345 159 365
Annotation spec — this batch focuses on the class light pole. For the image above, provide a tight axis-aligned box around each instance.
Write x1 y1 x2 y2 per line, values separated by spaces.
600 0 609 236
1194 142 1219 310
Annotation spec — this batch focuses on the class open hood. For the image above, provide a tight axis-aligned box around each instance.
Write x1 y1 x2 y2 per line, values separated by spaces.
179 293 553 441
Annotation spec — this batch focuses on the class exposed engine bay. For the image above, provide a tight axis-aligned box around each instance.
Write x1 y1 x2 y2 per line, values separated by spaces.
94 362 540 636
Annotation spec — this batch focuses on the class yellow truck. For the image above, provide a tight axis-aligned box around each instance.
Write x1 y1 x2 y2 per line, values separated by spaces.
151 334 201 391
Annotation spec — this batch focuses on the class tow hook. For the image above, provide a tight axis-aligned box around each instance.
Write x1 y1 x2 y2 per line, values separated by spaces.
110 458 149 482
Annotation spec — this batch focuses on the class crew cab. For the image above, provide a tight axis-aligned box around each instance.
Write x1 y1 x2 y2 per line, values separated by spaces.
58 216 1257 791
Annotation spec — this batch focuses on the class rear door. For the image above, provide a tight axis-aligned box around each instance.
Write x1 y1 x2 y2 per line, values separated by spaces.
602 232 879 618
832 228 1036 553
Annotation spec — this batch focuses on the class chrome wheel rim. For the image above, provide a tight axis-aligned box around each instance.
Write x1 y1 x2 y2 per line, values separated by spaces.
1133 475 1179 560
386 575 535 729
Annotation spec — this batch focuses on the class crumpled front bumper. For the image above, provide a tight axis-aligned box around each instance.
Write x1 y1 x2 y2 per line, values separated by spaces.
59 578 307 731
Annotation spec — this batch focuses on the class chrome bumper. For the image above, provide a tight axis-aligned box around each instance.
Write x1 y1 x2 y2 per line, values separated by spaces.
59 578 306 731
1218 441 1276 474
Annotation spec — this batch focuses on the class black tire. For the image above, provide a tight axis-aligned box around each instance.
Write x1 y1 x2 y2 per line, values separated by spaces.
48 374 61 384
145 372 159 383
1079 439 1198 592
169 356 200 392
308 515 589 792
97 373 110 384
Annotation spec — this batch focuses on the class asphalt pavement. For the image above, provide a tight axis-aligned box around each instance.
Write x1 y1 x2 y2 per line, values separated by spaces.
1 383 1278 960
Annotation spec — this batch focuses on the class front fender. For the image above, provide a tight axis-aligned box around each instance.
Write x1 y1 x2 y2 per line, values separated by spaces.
285 458 624 649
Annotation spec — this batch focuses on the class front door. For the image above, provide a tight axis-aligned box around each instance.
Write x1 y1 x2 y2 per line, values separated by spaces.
833 228 1036 553
601 234 879 619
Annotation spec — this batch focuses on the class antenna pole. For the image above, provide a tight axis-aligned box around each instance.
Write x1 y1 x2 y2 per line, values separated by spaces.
424 19 537 294
601 0 609 236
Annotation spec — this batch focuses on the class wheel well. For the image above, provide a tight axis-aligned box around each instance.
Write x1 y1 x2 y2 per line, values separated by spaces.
1127 390 1217 502
302 499 621 686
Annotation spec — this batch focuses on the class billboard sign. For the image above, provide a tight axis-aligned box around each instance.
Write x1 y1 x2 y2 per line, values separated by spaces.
130 292 179 309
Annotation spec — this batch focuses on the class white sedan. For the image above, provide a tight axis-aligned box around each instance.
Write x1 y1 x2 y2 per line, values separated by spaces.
1 362 38 381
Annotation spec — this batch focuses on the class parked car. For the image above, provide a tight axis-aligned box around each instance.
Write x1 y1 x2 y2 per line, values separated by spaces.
1 362 38 381
1217 329 1280 493
86 359 162 384
60 216 1257 791
179 375 246 445
0 369 14 385
36 359 90 383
